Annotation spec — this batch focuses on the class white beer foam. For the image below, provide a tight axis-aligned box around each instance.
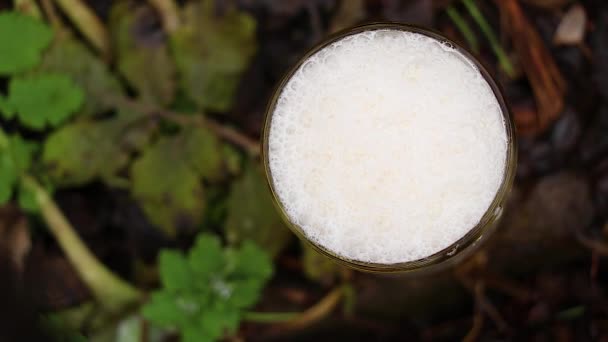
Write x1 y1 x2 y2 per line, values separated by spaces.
268 30 507 264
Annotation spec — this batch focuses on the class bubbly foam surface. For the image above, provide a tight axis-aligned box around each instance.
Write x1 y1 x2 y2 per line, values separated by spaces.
268 30 507 264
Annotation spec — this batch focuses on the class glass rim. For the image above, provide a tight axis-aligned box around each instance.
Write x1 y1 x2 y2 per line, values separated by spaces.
261 22 518 273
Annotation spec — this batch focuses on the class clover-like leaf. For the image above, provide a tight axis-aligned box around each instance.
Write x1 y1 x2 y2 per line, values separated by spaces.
199 307 238 339
227 280 264 308
231 241 273 280
130 126 225 235
0 12 53 75
142 291 193 327
171 0 257 111
189 234 224 276
159 250 194 291
8 74 84 129
142 233 273 341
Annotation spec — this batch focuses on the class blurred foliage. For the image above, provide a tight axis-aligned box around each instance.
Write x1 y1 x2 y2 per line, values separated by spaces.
40 314 87 342
38 37 124 116
0 12 52 75
130 126 226 236
301 242 342 285
142 233 272 341
42 110 151 186
225 162 292 257
0 133 37 204
7 74 84 129
0 1 261 239
171 0 257 111
109 2 176 106
0 19 297 339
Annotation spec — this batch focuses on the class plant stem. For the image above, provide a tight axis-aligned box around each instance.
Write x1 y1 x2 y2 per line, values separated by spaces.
22 176 142 313
244 285 347 329
52 0 111 59
108 96 261 157
282 285 345 330
13 0 43 18
446 5 480 53
461 0 515 78
147 0 180 33
243 311 299 323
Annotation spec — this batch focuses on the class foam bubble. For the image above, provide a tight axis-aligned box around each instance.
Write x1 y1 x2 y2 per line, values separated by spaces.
268 29 507 264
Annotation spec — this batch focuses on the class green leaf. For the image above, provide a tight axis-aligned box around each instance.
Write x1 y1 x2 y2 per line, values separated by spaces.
0 12 53 75
8 74 84 129
199 308 226 340
227 280 263 308
199 306 240 341
0 95 16 119
109 2 176 106
38 37 124 116
131 130 205 236
43 111 152 186
142 291 191 327
231 241 273 281
182 126 224 181
171 0 257 111
182 326 213 342
130 126 223 235
141 233 273 341
225 163 291 257
159 250 193 291
189 234 224 276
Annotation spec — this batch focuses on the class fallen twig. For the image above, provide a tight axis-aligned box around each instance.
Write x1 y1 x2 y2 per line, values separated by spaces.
456 253 510 336
52 0 111 59
496 0 566 136
463 282 485 342
279 285 345 331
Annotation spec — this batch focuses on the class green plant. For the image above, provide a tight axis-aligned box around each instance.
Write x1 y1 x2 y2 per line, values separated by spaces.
142 233 273 341
0 11 141 313
445 0 515 78
0 4 351 340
